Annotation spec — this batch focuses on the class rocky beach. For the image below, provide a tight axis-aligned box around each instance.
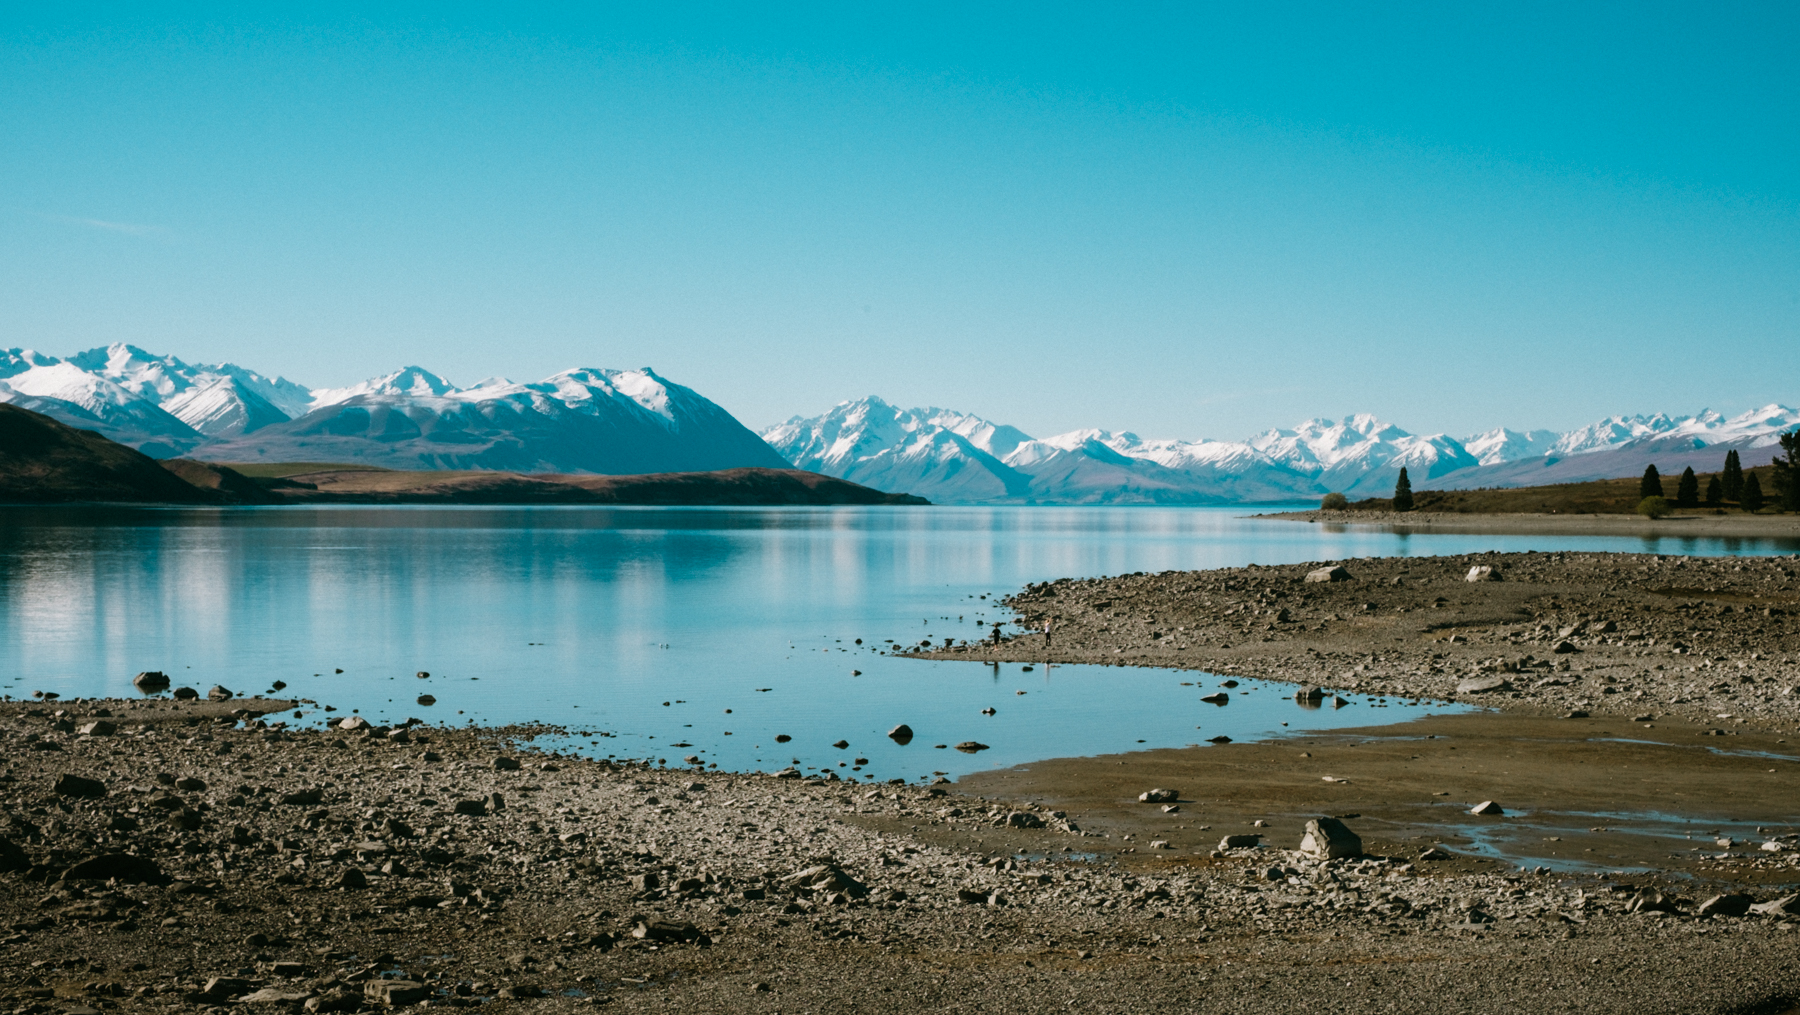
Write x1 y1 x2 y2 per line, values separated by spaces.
3 554 1800 1012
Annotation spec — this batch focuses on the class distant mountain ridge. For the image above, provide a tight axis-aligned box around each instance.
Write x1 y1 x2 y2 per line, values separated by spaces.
0 345 788 475
765 398 1800 505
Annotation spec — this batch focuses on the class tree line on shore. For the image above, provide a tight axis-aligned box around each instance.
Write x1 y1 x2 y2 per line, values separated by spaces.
1317 427 1800 516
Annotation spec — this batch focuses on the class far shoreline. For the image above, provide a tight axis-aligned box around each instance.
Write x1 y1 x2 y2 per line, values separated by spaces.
1253 507 1800 540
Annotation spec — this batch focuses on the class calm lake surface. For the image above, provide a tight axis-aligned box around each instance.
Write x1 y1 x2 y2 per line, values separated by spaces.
3 504 1794 784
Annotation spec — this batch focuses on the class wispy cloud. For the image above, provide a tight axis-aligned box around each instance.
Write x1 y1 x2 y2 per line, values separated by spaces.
36 212 168 238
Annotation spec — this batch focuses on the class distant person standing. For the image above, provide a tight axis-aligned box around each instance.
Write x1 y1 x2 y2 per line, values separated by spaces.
1042 619 1053 646
991 622 1002 646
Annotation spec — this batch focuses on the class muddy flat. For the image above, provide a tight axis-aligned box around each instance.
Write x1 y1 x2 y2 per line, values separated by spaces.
963 711 1800 878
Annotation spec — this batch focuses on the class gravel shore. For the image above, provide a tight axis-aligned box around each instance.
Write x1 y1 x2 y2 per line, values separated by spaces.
4 690 1800 1013
928 550 1800 731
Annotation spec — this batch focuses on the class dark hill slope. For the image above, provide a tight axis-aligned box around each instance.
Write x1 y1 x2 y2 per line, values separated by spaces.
0 403 214 503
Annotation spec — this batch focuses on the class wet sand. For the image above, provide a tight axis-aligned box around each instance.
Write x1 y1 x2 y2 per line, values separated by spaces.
962 710 1800 879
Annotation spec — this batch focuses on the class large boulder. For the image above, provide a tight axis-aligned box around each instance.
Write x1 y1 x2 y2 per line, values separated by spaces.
1305 565 1352 583
1298 817 1363 860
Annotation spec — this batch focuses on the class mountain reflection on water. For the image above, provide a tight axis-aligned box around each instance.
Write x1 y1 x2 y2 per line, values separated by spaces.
0 504 1789 782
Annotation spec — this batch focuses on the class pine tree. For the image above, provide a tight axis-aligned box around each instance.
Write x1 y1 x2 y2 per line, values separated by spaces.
1704 475 1723 507
1675 467 1698 508
1392 467 1414 512
1742 471 1765 512
1639 464 1663 501
1722 449 1743 503
1771 428 1800 512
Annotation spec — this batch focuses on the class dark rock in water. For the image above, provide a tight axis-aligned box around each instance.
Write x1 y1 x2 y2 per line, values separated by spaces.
1200 692 1230 705
832 740 850 749
132 670 170 692
772 767 802 779
417 671 430 678
887 724 914 744
270 680 286 691
207 684 234 701
172 686 199 700
774 734 792 743
954 741 990 753
1294 685 1325 701
63 853 162 883
1208 735 1232 744
53 773 106 798
416 694 436 706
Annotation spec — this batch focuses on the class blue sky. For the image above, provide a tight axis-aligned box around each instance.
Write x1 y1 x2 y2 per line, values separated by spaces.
2 3 1796 439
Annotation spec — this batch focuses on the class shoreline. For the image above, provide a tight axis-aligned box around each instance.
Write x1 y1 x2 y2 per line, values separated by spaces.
1255 508 1800 540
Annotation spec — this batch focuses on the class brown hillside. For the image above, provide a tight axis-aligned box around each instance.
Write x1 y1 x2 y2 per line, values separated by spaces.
0 403 215 503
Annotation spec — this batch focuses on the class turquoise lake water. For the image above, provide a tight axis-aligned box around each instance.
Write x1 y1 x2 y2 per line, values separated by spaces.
2 504 1794 784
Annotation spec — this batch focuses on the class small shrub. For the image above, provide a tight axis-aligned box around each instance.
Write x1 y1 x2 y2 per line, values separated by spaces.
1636 495 1670 519
1320 492 1348 511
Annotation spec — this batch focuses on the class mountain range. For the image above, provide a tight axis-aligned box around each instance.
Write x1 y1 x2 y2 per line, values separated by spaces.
764 398 1800 505
0 345 787 474
2 344 1792 503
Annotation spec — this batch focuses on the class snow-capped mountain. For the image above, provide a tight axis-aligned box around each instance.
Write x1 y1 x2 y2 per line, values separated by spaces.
0 346 789 476
198 367 788 473
766 399 1800 505
1463 427 1560 466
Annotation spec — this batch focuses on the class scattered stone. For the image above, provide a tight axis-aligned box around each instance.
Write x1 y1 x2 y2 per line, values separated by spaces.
1465 565 1502 582
62 853 161 883
1456 676 1511 694
207 684 235 701
1200 692 1230 705
1552 640 1581 654
631 919 707 944
172 686 199 700
281 786 324 806
1306 565 1352 583
1750 895 1800 917
77 720 116 737
1005 811 1046 829
1469 801 1504 816
52 773 106 798
1418 846 1453 861
364 980 430 1005
1138 788 1179 803
832 740 850 749
887 724 914 743
336 868 368 889
416 695 436 706
240 988 314 1004
1696 893 1753 918
954 741 990 753
493 756 521 771
1294 685 1324 702
1297 817 1363 860
1626 889 1680 915
1218 834 1261 850
454 799 488 817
